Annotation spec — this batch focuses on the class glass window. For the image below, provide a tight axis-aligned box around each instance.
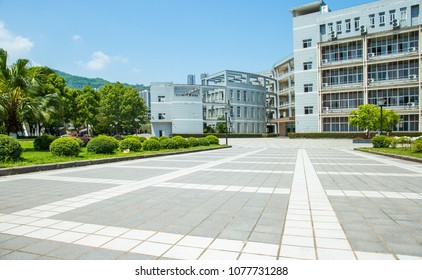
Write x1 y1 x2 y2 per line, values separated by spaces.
389 10 396 24
158 96 165 102
400 7 407 20
236 107 241 117
304 106 314 115
369 14 375 27
304 84 313 92
345 19 351 32
303 39 312 48
354 17 360 30
336 21 342 33
320 24 326 35
303 62 312 70
379 12 385 26
158 113 166 120
328 23 333 33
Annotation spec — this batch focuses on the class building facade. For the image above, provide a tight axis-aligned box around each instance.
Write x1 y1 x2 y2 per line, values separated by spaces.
150 70 276 136
187 74 196 85
290 0 421 133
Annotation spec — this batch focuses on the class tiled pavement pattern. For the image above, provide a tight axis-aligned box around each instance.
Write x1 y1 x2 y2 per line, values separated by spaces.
0 138 421 260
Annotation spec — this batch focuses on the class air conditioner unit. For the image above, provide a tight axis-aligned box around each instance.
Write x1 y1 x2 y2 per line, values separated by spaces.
392 18 400 29
409 74 418 80
329 31 337 41
408 47 417 53
322 107 330 113
368 53 376 59
360 25 367 35
322 59 329 64
368 78 375 85
407 102 415 109
322 83 329 88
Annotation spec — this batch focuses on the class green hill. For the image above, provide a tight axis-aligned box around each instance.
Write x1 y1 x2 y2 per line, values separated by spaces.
53 69 148 91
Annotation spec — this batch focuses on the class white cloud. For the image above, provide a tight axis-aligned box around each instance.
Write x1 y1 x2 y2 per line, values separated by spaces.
0 21 33 56
72 34 82 41
80 51 128 70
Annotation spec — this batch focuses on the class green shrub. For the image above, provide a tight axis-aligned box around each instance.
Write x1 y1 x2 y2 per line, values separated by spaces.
198 138 210 146
74 137 85 147
138 136 147 143
0 134 23 161
149 136 159 141
160 138 178 149
187 137 199 147
205 135 219 145
120 138 143 152
398 136 412 149
143 139 160 151
159 136 169 142
87 135 119 154
390 137 398 149
172 136 189 148
412 139 422 153
33 134 57 150
372 135 392 148
50 137 80 157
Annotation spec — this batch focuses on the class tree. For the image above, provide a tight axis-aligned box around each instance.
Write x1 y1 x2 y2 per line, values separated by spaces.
0 49 51 135
75 86 100 136
95 83 147 135
216 116 227 133
349 104 400 137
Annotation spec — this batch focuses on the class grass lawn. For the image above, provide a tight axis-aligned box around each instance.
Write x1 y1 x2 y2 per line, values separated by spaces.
0 141 223 168
359 147 422 159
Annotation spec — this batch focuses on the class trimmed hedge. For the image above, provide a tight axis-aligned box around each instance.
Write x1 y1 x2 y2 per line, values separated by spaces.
87 135 119 154
143 139 160 151
172 136 189 148
198 138 210 146
288 132 422 139
158 136 169 142
173 133 278 139
50 137 81 157
159 138 178 149
0 134 23 161
149 136 159 141
34 134 57 150
120 138 143 152
187 137 199 147
205 135 219 145
372 135 392 148
412 138 422 153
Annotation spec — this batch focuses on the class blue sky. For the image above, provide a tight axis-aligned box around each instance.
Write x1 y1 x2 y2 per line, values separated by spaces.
0 0 373 85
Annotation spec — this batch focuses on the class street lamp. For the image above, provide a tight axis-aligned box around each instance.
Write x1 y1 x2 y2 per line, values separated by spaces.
225 100 231 145
377 98 386 135
134 118 140 135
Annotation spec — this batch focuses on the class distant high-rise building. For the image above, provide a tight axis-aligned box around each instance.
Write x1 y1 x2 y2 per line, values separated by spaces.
187 74 195 85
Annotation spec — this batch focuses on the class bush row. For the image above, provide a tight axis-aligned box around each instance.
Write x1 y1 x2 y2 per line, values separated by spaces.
47 135 220 156
289 132 422 139
372 135 422 152
173 133 278 138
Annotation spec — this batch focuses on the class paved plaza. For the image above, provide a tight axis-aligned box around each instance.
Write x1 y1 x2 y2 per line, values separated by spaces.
0 138 421 260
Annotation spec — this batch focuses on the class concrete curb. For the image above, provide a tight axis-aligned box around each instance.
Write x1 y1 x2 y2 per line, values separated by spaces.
354 148 422 164
0 146 231 177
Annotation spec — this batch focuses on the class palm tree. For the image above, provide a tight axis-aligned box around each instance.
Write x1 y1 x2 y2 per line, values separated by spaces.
0 48 53 136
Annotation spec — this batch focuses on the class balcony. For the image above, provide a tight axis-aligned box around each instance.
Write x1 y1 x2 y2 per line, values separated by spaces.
321 82 363 91
367 76 418 87
279 102 295 109
366 48 419 63
321 58 363 68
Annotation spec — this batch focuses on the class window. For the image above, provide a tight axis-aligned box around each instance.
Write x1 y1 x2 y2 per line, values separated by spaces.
304 84 313 92
389 10 396 24
251 108 255 118
354 17 360 30
323 117 358 132
369 14 375 27
304 106 314 115
320 24 326 35
367 31 419 56
368 88 418 107
368 60 419 82
244 107 248 118
322 92 364 109
400 7 407 20
303 39 312 48
236 107 241 117
379 12 385 26
229 90 234 101
303 62 312 70
336 21 342 33
345 19 351 32
321 41 363 62
236 90 240 101
158 96 165 102
328 23 333 33
243 91 247 102
322 66 364 86
158 113 166 120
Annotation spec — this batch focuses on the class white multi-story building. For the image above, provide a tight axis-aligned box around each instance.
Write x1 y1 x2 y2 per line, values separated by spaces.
290 0 421 133
150 70 276 136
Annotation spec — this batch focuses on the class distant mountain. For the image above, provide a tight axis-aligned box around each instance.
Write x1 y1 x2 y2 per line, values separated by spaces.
53 69 149 91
